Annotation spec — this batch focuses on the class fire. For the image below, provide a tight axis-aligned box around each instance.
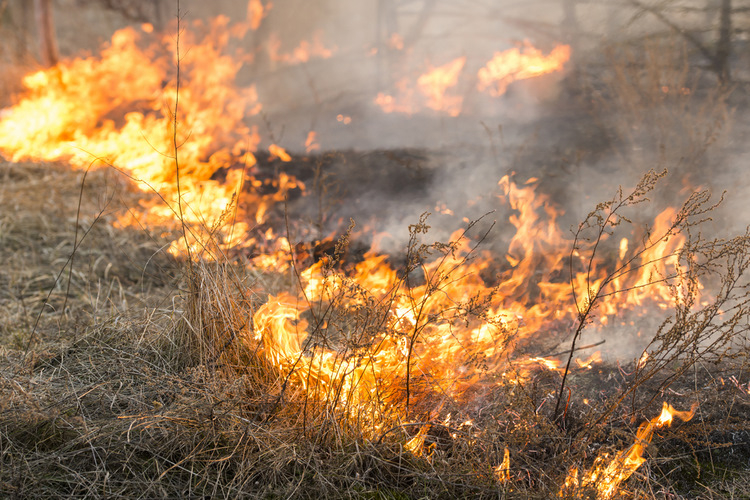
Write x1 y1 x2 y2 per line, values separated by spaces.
268 30 335 64
0 17 317 256
494 447 511 483
416 56 466 116
561 402 697 498
376 44 569 115
389 33 405 51
246 0 268 31
243 174 693 421
575 351 602 370
375 78 417 115
404 425 433 457
268 144 292 162
477 43 571 97
305 131 320 152
0 20 691 406
637 351 650 369
0 22 254 226
0 12 706 487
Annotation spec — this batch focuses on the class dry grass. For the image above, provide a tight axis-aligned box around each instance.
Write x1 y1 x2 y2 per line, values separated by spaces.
0 161 179 348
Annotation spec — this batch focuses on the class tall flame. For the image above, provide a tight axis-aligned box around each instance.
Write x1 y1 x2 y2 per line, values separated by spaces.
244 175 692 419
0 19 265 235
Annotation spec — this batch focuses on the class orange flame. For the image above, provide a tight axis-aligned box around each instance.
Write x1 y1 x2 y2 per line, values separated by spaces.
575 351 602 370
416 56 466 116
247 0 268 31
243 174 692 421
268 30 335 64
376 43 570 115
0 21 263 229
268 144 292 162
389 33 405 51
0 14 702 457
494 447 511 483
305 131 320 152
478 43 571 97
561 402 697 498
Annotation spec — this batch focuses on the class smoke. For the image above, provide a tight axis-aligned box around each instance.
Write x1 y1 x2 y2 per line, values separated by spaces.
198 0 569 151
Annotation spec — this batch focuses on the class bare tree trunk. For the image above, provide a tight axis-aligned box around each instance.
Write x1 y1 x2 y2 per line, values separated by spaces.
376 0 398 91
34 0 58 67
716 0 731 84
562 0 578 40
154 0 171 30
562 0 580 81
401 0 437 50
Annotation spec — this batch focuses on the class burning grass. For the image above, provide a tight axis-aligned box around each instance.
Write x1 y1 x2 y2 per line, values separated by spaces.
1 6 750 498
1 160 749 498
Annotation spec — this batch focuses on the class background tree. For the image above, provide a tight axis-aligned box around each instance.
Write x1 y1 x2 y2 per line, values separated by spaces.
33 0 57 67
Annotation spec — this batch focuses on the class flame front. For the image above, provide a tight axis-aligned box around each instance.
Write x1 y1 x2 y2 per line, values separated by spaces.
417 57 466 116
245 174 694 420
0 19 271 247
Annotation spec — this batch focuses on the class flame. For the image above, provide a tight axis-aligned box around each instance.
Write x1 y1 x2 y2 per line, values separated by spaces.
305 131 320 152
268 144 292 162
0 22 256 228
268 30 335 64
375 77 417 115
494 447 511 483
575 351 602 370
637 351 649 369
477 43 571 97
376 43 570 115
389 33 405 51
243 174 692 421
0 18 318 255
416 56 466 116
404 425 433 456
246 0 268 31
561 402 697 498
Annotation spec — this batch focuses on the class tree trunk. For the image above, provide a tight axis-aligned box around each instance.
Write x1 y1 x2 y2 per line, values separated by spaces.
716 0 731 84
562 0 578 40
34 0 58 67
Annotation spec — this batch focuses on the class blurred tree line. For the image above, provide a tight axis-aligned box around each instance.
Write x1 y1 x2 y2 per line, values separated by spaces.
562 0 736 84
374 0 742 85
0 0 745 85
